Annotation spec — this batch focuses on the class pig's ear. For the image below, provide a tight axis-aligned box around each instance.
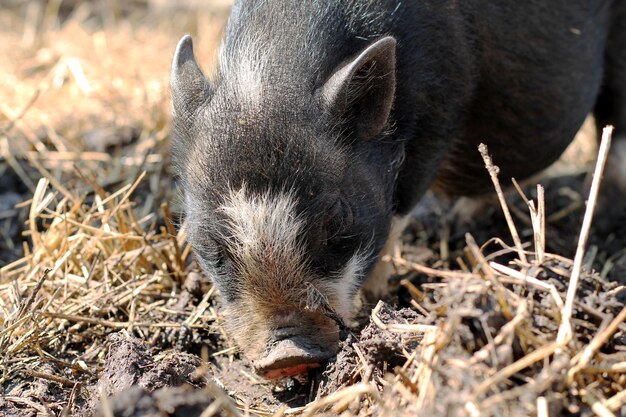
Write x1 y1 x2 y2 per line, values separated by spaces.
321 37 396 140
171 35 211 118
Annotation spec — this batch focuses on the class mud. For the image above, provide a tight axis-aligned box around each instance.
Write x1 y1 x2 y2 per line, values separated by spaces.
321 303 422 394
95 386 216 417
84 333 206 416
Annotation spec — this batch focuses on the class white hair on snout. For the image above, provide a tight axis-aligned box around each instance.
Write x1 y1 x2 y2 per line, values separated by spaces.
217 186 309 304
214 187 375 358
325 249 372 322
217 186 372 318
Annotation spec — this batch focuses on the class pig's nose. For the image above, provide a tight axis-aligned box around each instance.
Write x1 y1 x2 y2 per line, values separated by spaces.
254 335 335 379
273 326 299 340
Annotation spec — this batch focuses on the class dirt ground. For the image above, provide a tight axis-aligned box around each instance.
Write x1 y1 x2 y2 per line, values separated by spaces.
1 2 625 417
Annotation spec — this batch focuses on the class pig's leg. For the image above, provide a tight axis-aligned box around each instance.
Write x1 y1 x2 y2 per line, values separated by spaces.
362 215 410 298
595 1 626 191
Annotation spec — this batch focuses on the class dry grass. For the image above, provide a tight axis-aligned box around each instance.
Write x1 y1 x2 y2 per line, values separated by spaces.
1 2 625 416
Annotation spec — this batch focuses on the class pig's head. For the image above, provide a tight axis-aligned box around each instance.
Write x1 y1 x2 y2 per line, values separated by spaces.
170 35 402 378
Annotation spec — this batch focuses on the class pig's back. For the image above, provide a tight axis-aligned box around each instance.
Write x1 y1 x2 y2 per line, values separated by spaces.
433 0 610 195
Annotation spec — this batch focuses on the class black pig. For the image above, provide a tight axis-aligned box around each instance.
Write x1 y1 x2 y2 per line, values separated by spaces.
170 0 626 378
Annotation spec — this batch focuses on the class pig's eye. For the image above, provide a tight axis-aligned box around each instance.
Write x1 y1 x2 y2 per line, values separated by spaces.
325 198 354 238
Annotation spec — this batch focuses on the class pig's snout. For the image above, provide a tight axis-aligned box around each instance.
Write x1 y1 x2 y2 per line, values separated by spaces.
254 331 335 379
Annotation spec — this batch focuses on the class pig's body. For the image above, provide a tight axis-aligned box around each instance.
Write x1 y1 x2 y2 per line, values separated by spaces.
171 0 626 378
